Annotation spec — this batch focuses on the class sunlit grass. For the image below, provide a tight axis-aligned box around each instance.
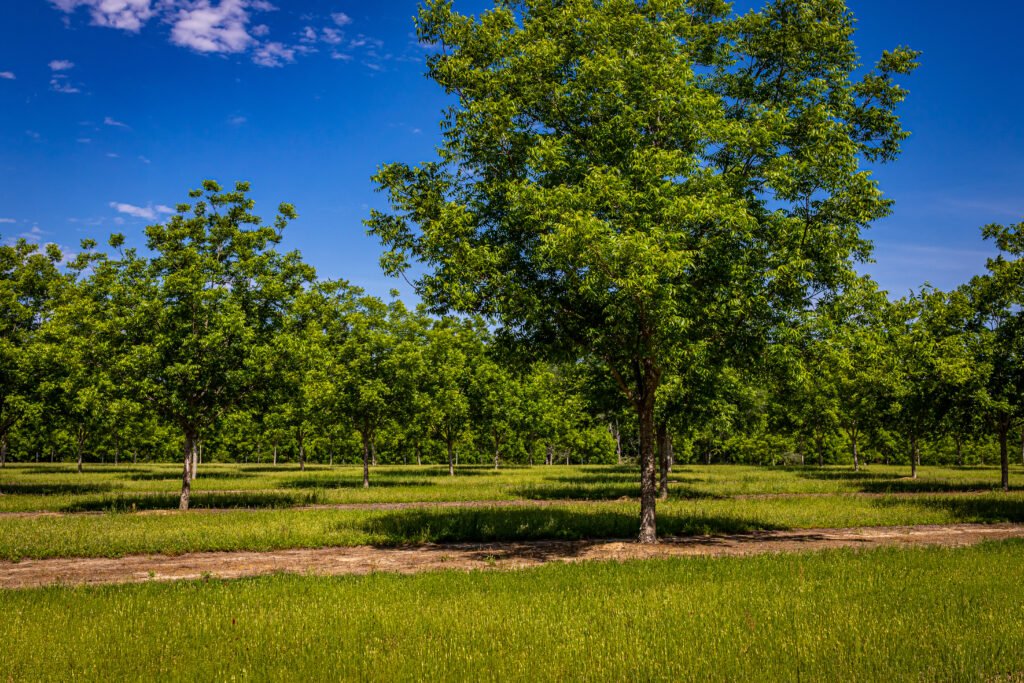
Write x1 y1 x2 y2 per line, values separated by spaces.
1 541 1022 681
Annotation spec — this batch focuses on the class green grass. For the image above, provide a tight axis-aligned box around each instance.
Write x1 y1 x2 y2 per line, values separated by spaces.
2 541 1022 681
3 492 1024 561
0 462 1020 513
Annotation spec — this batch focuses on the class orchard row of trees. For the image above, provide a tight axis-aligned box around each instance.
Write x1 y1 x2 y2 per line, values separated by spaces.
4 2 1023 542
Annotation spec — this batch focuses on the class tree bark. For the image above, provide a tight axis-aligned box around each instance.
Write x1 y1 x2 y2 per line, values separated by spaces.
910 435 918 479
361 431 371 488
179 432 197 511
273 444 278 466
0 434 6 469
545 442 553 466
636 378 658 544
447 437 455 477
76 428 86 474
999 420 1010 492
297 428 306 472
955 434 963 467
657 421 669 501
416 443 422 466
850 428 859 473
371 438 377 467
493 431 501 470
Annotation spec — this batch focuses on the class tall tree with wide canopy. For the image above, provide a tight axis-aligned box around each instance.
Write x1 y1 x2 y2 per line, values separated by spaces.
368 0 918 541
962 221 1024 490
114 181 315 509
0 239 64 469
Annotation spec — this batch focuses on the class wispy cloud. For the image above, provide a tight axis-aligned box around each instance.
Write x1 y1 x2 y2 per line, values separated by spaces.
0 218 16 224
52 0 155 31
228 115 247 125
18 226 47 243
252 41 295 67
48 58 81 93
109 201 174 220
104 116 130 128
0 71 15 80
331 12 351 27
138 155 151 164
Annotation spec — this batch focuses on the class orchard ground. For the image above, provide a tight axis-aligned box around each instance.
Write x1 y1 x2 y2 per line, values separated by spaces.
2 462 1023 679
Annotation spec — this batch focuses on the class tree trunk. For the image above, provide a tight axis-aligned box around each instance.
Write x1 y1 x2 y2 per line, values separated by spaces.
910 435 918 479
179 432 197 511
955 434 963 467
297 428 306 472
76 428 86 474
133 450 137 465
636 378 659 544
493 431 500 470
667 436 674 474
999 420 1010 492
361 431 371 488
447 437 455 477
416 443 422 466
273 445 278 466
371 439 377 467
0 434 6 469
610 421 623 465
657 421 669 501
851 429 859 473
545 442 553 466
190 443 198 481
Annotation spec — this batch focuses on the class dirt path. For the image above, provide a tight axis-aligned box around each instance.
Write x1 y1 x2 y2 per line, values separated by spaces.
2 523 1021 590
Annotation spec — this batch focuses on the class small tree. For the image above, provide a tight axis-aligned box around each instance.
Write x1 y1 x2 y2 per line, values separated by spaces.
114 181 314 509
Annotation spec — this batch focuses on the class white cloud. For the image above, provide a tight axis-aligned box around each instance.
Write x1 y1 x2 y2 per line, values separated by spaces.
252 41 294 67
170 0 253 54
228 115 247 125
50 77 81 93
25 130 41 140
77 137 92 143
106 152 120 158
0 72 15 80
299 26 317 43
0 218 16 224
251 23 269 37
110 202 156 219
138 155 151 164
18 227 47 243
104 116 130 128
320 27 343 45
156 205 174 214
49 59 75 71
331 12 351 27
51 0 155 32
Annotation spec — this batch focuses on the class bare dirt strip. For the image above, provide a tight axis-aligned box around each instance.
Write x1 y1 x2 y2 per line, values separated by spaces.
0 490 1005 519
2 523 1022 590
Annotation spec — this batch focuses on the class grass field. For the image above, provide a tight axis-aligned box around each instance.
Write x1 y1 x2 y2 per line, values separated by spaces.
2 541 1022 681
1 463 1023 560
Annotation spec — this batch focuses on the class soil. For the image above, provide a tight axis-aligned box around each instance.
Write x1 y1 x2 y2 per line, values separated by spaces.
2 522 1021 590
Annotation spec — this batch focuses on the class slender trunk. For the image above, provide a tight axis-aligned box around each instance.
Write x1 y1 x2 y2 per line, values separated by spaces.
190 443 198 481
447 437 455 477
955 434 963 467
1020 428 1023 467
999 420 1010 492
371 439 377 467
657 422 669 501
361 431 370 488
297 428 306 472
0 434 6 469
133 450 137 465
565 449 570 466
49 447 54 463
667 436 674 474
910 435 918 479
817 433 824 467
493 431 500 470
114 441 119 467
76 428 86 474
273 445 278 466
416 443 422 466
611 421 623 465
705 449 711 465
545 442 553 466
636 378 659 544
179 432 197 511
851 428 859 473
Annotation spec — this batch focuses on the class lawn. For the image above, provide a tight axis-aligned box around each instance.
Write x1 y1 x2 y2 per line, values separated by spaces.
1 541 1021 681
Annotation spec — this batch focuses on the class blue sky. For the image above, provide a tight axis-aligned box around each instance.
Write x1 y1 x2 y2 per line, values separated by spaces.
1 1 1022 299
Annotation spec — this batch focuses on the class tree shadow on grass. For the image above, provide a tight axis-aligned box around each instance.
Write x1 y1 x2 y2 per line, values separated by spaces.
123 471 253 482
873 494 1024 524
858 479 1008 494
281 477 435 490
512 482 719 502
60 490 321 513
0 482 117 495
359 507 784 546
